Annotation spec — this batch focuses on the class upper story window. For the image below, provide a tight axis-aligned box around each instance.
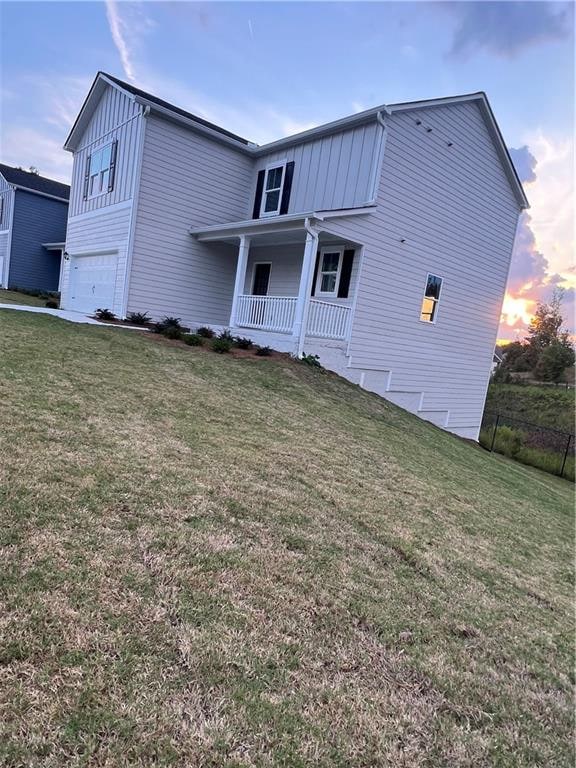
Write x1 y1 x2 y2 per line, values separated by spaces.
420 273 443 323
315 248 344 297
84 140 118 200
261 162 287 217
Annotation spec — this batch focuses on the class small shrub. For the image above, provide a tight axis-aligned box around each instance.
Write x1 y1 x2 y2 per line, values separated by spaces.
126 311 150 325
197 326 215 339
183 333 203 347
255 346 272 357
301 353 322 368
152 316 183 335
163 326 183 341
218 328 234 341
45 300 59 309
234 336 253 350
211 337 232 354
95 308 116 321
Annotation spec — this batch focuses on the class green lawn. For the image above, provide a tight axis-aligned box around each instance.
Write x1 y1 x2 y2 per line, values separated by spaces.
0 289 49 307
0 310 574 767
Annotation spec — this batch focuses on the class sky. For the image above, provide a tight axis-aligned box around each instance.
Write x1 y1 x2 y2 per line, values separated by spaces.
0 0 574 341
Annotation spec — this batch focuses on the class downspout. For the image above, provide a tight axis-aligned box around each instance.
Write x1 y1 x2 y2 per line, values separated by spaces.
365 110 389 206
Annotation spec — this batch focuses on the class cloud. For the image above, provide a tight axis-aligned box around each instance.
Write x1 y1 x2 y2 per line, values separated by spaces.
500 140 575 340
443 1 573 59
509 145 537 184
104 0 155 83
1 125 72 183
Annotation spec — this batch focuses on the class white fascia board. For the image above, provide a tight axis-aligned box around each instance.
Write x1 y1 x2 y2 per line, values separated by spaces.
133 97 255 153
191 207 373 241
12 185 69 203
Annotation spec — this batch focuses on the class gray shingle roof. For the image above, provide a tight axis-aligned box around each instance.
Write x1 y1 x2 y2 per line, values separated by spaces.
0 164 70 200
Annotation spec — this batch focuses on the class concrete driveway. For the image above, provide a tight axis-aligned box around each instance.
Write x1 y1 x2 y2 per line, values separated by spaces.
0 303 146 329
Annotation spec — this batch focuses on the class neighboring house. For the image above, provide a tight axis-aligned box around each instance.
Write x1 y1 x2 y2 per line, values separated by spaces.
491 348 504 375
0 165 69 292
60 72 528 439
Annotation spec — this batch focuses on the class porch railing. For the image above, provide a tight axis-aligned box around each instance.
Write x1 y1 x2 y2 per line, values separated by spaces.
235 294 352 340
307 299 351 340
236 295 297 333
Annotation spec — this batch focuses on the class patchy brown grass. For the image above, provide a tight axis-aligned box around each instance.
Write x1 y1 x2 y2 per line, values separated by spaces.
0 289 48 307
0 310 573 767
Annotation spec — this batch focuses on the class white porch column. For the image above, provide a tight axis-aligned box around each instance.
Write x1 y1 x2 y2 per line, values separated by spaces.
229 235 250 327
292 223 319 357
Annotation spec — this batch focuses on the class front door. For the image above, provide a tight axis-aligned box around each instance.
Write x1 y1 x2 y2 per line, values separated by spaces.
252 263 271 296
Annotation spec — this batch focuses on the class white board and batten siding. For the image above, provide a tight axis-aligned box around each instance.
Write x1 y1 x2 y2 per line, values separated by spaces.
319 101 522 439
253 122 384 215
0 177 15 287
127 114 254 326
61 84 143 316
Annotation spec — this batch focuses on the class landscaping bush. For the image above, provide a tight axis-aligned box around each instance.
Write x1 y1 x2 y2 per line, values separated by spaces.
211 337 232 354
218 329 235 341
234 336 253 350
45 300 59 309
183 333 203 347
301 353 322 368
196 326 215 338
126 311 150 325
95 308 117 321
255 346 272 357
163 326 183 341
153 316 183 335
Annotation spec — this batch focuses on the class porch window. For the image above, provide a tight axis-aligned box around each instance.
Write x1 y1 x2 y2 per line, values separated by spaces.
315 248 343 297
261 162 286 217
87 141 117 198
420 273 443 323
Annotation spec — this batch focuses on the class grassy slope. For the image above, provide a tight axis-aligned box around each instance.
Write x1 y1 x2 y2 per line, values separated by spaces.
0 311 573 768
0 289 47 307
485 382 575 432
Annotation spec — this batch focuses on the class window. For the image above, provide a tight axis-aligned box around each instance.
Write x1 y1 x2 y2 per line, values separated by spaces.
420 273 443 323
86 142 117 198
315 248 343 297
260 162 286 217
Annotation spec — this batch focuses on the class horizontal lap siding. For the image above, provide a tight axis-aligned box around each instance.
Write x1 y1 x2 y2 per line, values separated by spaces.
243 241 361 306
253 123 383 216
322 102 521 433
127 115 254 325
68 86 141 218
8 191 68 291
61 206 132 316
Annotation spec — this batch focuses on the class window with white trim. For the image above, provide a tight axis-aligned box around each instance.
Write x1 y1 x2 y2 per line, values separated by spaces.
260 162 286 217
315 248 343 297
420 274 443 323
88 143 115 197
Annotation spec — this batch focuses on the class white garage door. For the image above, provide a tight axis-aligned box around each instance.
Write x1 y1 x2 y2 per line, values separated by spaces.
68 253 118 314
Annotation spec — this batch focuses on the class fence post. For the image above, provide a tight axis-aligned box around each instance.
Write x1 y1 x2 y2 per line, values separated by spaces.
559 434 572 478
490 414 500 452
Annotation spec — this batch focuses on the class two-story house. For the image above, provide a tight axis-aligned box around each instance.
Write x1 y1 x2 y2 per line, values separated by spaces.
61 72 528 439
0 165 69 293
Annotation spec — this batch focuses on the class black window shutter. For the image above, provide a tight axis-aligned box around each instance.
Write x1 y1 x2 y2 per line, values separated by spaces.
310 252 320 296
108 140 118 193
252 170 265 219
337 249 355 298
279 161 295 215
83 154 91 200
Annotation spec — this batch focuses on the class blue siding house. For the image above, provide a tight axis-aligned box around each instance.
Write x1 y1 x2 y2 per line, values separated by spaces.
0 165 69 292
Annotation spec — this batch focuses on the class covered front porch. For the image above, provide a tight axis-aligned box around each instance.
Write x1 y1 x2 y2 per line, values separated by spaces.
192 211 366 355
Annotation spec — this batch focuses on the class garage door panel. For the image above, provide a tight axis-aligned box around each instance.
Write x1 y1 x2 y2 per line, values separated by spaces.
69 253 118 314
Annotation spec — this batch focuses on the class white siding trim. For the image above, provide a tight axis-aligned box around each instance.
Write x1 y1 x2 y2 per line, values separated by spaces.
68 199 133 223
3 190 16 287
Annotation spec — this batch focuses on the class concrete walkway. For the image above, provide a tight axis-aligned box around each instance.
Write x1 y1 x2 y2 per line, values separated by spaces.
0 303 146 330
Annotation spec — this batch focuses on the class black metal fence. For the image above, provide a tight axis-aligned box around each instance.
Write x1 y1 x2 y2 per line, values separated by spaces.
480 412 574 481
